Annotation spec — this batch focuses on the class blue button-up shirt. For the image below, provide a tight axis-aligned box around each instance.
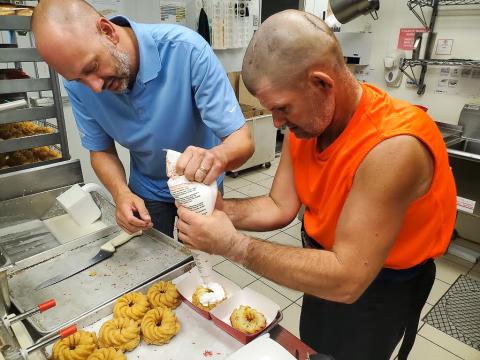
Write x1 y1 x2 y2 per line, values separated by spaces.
64 16 244 202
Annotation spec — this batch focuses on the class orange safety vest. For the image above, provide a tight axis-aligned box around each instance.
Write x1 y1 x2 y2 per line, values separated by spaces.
289 83 456 269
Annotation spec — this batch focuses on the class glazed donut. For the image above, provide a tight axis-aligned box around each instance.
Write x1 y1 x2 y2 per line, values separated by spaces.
51 330 97 360
113 292 151 322
140 307 180 345
191 285 226 311
98 318 141 352
86 348 126 360
147 281 181 309
230 305 267 334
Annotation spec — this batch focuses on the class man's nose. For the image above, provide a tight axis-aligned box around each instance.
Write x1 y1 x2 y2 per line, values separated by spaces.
272 113 286 129
83 75 104 93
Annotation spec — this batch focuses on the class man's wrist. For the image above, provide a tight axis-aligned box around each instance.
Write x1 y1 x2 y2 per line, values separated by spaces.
227 231 251 265
112 184 132 203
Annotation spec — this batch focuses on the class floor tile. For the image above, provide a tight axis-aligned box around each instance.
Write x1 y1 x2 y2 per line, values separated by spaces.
223 176 252 190
213 260 256 288
408 335 462 360
240 171 272 183
280 303 302 338
260 165 278 177
442 252 476 269
241 229 281 240
255 176 274 190
426 279 451 306
419 324 480 360
234 262 261 279
247 280 292 310
236 183 270 197
435 257 470 284
260 277 303 301
202 252 226 266
283 222 302 240
223 190 249 199
267 232 301 247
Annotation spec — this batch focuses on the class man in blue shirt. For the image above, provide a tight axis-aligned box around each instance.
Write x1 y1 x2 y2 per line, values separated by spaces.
32 0 254 237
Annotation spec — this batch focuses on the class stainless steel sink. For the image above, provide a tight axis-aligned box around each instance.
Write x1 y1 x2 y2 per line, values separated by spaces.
448 139 480 156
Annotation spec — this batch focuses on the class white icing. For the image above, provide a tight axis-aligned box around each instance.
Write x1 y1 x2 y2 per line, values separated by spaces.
199 282 226 306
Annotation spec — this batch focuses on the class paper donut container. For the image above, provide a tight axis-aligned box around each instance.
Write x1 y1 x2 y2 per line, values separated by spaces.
176 267 241 319
210 287 282 344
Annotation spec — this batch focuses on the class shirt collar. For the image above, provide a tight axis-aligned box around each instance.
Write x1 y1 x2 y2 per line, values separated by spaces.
110 15 161 85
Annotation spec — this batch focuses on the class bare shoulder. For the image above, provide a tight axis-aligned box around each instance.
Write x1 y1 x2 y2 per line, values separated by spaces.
354 135 434 204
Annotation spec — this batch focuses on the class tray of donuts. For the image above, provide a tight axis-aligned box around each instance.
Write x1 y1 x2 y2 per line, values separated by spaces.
176 268 283 344
47 278 186 360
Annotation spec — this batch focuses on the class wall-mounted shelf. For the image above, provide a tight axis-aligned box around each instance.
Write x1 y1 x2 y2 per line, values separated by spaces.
400 58 480 95
408 0 480 29
403 0 480 94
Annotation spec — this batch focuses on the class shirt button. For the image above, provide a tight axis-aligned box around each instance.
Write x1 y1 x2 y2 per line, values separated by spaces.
137 108 143 114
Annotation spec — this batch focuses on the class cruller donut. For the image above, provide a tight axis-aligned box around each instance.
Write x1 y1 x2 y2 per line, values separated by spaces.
230 305 267 334
51 330 97 360
86 348 126 360
147 281 181 309
98 318 141 352
140 307 180 345
113 292 151 322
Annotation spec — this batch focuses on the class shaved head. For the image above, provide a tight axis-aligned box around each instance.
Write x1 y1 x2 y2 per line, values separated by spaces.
242 10 346 94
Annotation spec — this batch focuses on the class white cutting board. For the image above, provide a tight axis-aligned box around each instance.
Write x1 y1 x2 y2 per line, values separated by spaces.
43 214 108 244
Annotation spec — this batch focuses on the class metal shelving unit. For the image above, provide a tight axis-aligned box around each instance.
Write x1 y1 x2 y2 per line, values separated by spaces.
402 0 480 94
408 0 480 29
0 13 70 174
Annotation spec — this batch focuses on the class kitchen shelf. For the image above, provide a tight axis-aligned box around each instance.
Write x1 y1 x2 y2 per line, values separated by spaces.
408 0 480 29
402 59 480 67
403 0 480 94
400 59 480 91
0 11 70 174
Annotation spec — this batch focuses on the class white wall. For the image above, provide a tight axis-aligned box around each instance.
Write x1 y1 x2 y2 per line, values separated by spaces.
339 1 480 125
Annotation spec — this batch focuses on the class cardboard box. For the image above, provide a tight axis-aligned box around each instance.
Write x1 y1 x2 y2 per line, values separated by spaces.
239 75 266 111
210 287 281 344
176 268 241 319
227 72 241 100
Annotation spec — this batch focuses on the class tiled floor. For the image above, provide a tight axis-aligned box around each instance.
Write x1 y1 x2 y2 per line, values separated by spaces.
213 155 480 359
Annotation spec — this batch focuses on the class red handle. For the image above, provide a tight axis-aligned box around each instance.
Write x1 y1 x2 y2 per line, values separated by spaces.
38 299 56 312
59 325 77 339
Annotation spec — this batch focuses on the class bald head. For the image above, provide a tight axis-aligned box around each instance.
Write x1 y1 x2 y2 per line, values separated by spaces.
242 10 346 94
31 0 136 93
32 0 101 41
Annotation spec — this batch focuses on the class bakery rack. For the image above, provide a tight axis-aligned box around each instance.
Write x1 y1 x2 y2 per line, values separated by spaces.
0 7 70 175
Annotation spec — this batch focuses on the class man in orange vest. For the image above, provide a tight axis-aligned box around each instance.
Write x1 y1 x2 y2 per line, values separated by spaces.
177 10 456 360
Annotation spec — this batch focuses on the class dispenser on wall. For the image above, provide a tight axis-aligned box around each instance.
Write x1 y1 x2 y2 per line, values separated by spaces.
384 51 404 88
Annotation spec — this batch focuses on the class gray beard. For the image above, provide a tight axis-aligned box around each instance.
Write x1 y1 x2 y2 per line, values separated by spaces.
104 40 131 92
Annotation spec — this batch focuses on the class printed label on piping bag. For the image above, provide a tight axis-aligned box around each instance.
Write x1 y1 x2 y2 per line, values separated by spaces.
166 149 217 285
165 149 217 215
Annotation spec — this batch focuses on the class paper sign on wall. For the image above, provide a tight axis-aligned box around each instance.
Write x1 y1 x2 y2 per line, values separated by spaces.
457 196 476 214
435 39 454 55
397 28 427 50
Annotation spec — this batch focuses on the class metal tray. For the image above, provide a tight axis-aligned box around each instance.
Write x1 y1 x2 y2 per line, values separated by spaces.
8 227 192 336
41 266 249 360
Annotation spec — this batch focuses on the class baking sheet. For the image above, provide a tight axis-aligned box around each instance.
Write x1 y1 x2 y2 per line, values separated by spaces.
9 229 192 335
44 271 243 360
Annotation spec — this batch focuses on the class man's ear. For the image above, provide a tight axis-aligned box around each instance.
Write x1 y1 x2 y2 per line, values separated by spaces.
308 71 334 91
96 18 119 44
